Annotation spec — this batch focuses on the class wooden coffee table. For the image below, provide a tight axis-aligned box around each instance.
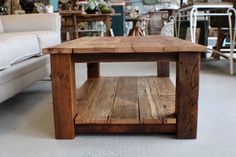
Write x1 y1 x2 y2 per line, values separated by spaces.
43 35 206 139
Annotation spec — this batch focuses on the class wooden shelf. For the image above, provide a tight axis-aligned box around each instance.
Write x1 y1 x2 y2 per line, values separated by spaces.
75 76 176 133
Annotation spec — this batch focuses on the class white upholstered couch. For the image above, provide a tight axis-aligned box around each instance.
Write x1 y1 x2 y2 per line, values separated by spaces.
0 13 61 103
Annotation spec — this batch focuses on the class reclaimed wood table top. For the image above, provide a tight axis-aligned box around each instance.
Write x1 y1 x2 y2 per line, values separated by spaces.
43 35 207 54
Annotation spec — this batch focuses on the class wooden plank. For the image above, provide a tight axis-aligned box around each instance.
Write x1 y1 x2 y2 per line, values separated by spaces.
43 36 207 55
146 77 170 120
111 77 139 124
76 124 176 134
87 63 100 78
153 77 175 96
160 95 175 118
50 54 76 139
161 36 206 52
176 53 200 139
152 77 175 120
75 78 102 123
75 76 176 125
43 37 97 54
74 76 177 134
80 78 118 124
157 62 170 77
74 37 122 53
132 36 164 52
137 77 162 124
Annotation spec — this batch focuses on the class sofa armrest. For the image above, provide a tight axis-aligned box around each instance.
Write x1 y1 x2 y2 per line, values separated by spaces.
0 13 61 33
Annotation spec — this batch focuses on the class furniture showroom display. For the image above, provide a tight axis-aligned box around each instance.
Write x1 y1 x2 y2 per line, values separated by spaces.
175 3 236 74
43 35 206 139
0 13 61 103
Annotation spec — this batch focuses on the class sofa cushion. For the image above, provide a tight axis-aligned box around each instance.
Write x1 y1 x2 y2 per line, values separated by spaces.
0 55 50 103
0 33 40 70
0 31 61 52
21 31 61 50
0 18 4 33
0 42 10 70
0 55 49 85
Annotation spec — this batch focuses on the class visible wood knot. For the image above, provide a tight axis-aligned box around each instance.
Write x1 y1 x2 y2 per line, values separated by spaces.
57 72 64 80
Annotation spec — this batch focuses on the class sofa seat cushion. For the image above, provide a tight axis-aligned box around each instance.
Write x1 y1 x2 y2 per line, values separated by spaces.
0 55 49 85
0 55 50 103
0 33 40 70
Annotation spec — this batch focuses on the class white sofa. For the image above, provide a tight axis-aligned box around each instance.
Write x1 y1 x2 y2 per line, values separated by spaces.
0 13 61 103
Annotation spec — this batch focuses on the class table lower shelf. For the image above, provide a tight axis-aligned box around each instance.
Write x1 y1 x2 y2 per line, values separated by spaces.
75 76 176 133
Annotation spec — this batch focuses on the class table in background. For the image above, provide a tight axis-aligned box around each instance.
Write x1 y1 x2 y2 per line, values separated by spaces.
125 16 139 36
60 10 120 38
43 35 206 140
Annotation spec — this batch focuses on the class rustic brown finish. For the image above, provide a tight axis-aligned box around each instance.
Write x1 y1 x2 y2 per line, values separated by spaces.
87 63 100 78
50 54 76 139
157 62 170 77
111 77 139 124
176 53 200 139
76 78 118 124
75 77 176 127
43 36 207 54
47 36 204 139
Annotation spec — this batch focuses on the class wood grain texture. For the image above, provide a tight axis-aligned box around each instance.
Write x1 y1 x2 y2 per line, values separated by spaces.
111 77 139 124
75 77 176 131
87 63 100 78
76 79 101 123
50 54 76 139
153 77 175 120
153 77 175 96
137 77 163 124
176 53 200 139
157 62 170 77
77 78 118 124
43 36 207 54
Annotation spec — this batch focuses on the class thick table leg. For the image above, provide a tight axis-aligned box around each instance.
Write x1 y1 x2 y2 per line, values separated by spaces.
176 53 200 139
87 63 100 78
51 54 76 139
105 16 111 36
157 62 169 77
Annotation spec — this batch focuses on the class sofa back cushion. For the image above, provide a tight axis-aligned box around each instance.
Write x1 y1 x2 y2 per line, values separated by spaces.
0 18 4 33
0 33 40 71
0 13 60 33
